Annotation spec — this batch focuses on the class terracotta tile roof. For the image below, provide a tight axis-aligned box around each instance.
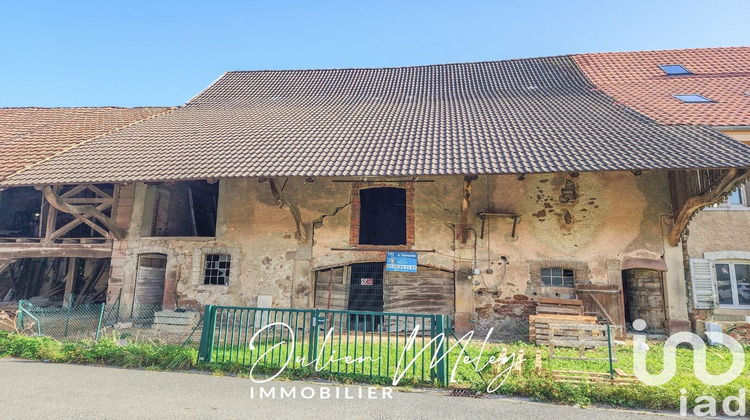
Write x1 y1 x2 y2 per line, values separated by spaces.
4 56 750 186
574 47 750 126
0 107 171 180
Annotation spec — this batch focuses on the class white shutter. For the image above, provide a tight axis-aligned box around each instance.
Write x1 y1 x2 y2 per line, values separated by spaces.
690 258 716 309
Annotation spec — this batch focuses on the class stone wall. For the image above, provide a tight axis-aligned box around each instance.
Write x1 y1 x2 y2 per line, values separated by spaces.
106 170 681 337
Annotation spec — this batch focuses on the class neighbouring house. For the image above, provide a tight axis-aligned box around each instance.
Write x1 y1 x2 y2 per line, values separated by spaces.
2 50 749 339
575 47 750 334
0 107 171 308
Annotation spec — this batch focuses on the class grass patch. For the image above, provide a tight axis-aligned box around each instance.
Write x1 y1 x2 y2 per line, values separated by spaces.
1 330 748 413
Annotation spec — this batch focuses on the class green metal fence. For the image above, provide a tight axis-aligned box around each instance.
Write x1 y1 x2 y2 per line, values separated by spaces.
198 305 449 385
18 299 107 340
16 298 203 345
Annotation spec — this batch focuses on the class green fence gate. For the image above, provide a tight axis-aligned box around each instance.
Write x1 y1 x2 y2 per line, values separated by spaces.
198 305 449 385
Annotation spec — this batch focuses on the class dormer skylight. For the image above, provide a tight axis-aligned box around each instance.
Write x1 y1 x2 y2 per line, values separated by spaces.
673 94 713 103
659 64 692 76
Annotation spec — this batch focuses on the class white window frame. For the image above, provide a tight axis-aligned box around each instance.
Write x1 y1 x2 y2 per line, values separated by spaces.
707 186 748 210
713 259 750 309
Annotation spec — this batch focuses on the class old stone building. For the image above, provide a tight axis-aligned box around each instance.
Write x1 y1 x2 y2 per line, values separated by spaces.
0 107 169 308
2 50 749 338
576 47 750 333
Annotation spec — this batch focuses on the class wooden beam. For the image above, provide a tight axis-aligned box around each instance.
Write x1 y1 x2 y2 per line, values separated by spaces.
668 169 750 246
0 259 16 275
269 178 307 241
0 243 113 259
59 185 88 199
63 258 76 307
43 186 60 244
85 184 112 199
38 186 125 240
48 202 112 240
458 175 477 244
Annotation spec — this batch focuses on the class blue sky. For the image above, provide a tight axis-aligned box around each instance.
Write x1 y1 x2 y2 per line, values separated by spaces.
1 1 748 107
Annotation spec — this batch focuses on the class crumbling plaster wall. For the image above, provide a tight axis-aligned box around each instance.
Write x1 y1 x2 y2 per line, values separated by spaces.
108 171 682 331
452 171 679 333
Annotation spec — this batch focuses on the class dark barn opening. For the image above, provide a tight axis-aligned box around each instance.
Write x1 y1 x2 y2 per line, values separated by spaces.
347 262 384 330
142 180 218 237
358 187 406 246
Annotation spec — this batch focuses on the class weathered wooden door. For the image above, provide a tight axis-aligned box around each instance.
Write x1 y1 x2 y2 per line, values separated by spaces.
575 284 625 333
622 269 667 331
132 254 167 318
383 266 455 316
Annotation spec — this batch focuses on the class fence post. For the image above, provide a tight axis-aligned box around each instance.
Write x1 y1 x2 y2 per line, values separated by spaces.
16 300 24 331
198 305 215 362
607 324 614 380
94 303 106 340
435 314 448 386
308 309 319 368
116 291 121 323
64 303 72 338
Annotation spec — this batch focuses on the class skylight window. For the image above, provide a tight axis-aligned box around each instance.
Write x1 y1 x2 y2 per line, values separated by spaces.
673 94 713 103
659 64 692 75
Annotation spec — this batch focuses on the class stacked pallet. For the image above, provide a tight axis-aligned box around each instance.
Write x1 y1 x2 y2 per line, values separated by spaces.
529 314 598 345
552 369 639 385
536 298 584 315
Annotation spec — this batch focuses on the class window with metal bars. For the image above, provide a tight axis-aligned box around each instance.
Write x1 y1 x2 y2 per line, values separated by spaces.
203 254 231 285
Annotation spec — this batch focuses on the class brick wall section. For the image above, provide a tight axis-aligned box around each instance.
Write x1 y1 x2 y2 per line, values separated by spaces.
493 296 538 318
349 184 360 245
349 183 415 247
475 293 538 319
114 184 135 231
405 186 415 245
106 183 135 303
728 324 750 344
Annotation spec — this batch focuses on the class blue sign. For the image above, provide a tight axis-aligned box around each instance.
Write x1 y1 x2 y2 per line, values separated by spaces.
386 251 417 272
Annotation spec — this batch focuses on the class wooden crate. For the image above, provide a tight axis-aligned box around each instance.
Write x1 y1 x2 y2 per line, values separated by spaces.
529 314 597 344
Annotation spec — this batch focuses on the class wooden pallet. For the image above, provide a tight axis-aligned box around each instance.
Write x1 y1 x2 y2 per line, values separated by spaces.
490 347 535 376
552 368 639 385
547 323 613 361
536 298 584 316
529 314 598 344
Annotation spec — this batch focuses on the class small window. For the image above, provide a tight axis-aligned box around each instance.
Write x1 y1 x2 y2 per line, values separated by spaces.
712 187 746 208
715 262 750 307
358 187 407 246
728 188 745 206
673 94 713 103
203 254 231 285
659 64 691 76
541 268 574 287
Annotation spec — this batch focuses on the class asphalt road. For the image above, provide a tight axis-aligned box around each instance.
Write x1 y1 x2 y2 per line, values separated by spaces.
0 358 685 419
